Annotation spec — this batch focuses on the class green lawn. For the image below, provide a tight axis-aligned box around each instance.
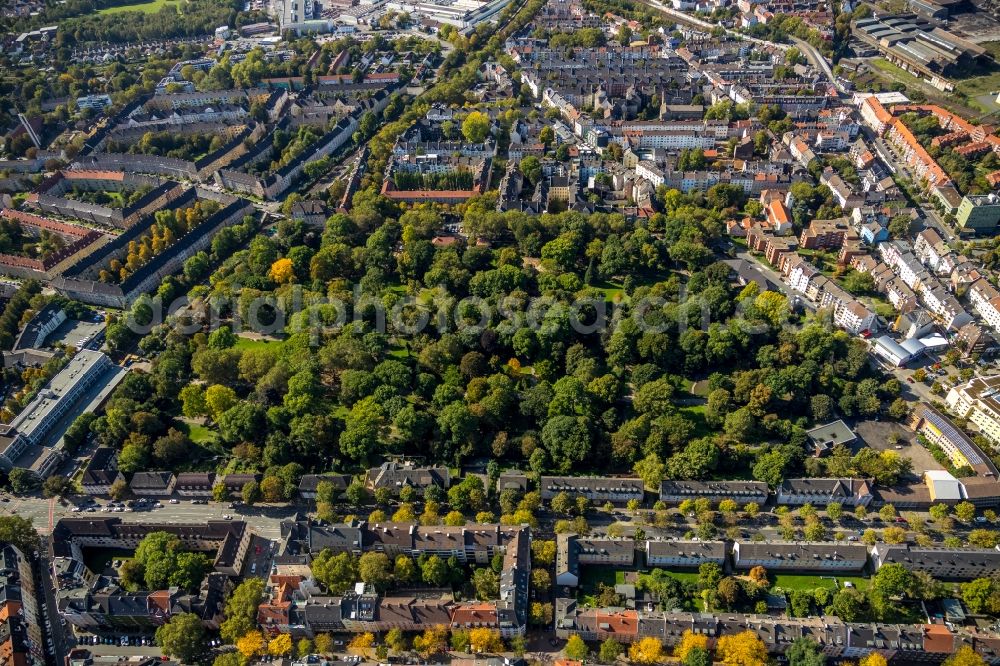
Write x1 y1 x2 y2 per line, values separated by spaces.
593 280 625 302
176 419 220 449
388 345 413 359
98 0 178 13
662 570 699 585
771 574 868 591
233 335 283 352
579 567 625 590
679 405 711 439
868 58 992 115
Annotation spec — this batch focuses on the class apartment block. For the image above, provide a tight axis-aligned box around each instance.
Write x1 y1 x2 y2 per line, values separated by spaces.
732 542 868 572
871 544 1000 580
777 478 874 507
539 476 644 504
946 376 1000 446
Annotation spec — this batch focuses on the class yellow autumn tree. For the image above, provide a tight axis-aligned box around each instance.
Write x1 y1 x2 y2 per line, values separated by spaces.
469 627 504 654
413 624 449 658
674 630 708 661
269 257 295 284
268 633 293 656
237 631 266 658
349 632 375 657
314 633 334 655
944 646 986 666
716 630 768 666
629 636 665 664
859 655 888 666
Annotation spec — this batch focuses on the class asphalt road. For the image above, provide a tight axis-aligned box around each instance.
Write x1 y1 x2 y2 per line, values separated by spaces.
1 495 298 539
735 250 817 311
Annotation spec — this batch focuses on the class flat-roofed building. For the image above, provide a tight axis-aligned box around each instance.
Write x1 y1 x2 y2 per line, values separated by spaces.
0 350 124 479
956 193 1000 234
805 420 856 457
911 403 999 477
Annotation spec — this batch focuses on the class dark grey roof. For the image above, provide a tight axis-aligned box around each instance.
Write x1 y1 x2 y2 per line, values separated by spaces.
660 480 769 498
129 471 174 490
299 473 352 493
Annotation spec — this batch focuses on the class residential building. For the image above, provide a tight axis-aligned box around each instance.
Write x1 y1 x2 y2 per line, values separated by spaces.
956 194 1000 234
834 300 877 336
732 541 868 572
871 544 1000 580
659 480 769 504
0 350 125 479
911 404 999 476
0 544 44 665
129 471 176 497
539 476 644 504
80 447 123 496
776 478 874 507
174 472 215 497
946 376 1000 447
556 534 636 587
644 540 726 568
298 473 352 500
364 462 450 491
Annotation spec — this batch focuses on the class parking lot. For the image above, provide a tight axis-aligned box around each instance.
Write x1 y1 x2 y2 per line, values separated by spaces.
48 317 104 349
855 419 945 473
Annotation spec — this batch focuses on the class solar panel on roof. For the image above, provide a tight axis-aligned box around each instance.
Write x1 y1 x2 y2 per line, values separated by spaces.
923 409 984 465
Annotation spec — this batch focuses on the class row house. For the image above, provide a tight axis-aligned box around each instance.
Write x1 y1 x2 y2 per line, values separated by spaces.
784 256 821 294
950 261 986 294
175 473 215 497
659 480 769 504
886 119 951 189
850 139 877 170
820 168 864 210
298 473 352 500
645 540 726 568
871 544 1000 581
733 541 868 572
777 478 874 507
80 447 124 496
955 142 991 159
859 96 893 135
884 277 919 313
554 600 994 662
815 130 851 151
361 523 527 567
129 472 175 498
748 226 799 266
931 131 967 148
539 476 644 504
